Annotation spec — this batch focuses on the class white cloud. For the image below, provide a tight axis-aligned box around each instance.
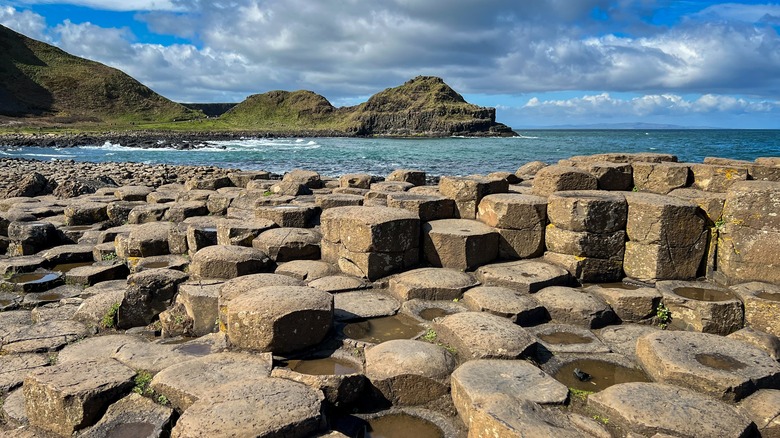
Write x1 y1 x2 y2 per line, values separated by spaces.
9 0 181 12
0 5 47 39
520 93 780 118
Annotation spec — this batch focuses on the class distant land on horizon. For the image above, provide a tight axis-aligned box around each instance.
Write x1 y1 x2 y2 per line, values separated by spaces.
518 122 723 130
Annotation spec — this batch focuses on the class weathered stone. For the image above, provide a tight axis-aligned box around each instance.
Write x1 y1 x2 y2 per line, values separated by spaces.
315 194 364 210
162 201 209 222
321 206 418 253
57 334 144 364
476 193 547 230
275 260 335 282
388 268 478 301
632 162 691 194
738 389 780 438
531 166 598 197
496 227 546 259
728 327 780 361
63 202 108 226
283 168 323 189
23 359 135 436
125 222 173 257
535 286 616 328
115 186 153 201
0 255 46 276
668 188 726 224
185 176 232 191
0 353 49 393
439 176 508 219
422 219 498 270
365 340 455 405
228 170 270 188
543 251 624 283
111 341 199 375
174 280 222 337
333 291 400 321
516 161 548 177
469 396 610 438
433 311 536 360
151 352 272 411
545 225 625 259
691 163 748 193
586 283 661 323
127 204 169 224
474 259 572 293
623 241 703 282
461 286 546 326
636 330 780 401
387 169 426 186
547 190 628 235
386 193 456 222
215 218 277 247
171 378 324 438
253 227 321 262
189 245 271 279
338 173 372 189
76 393 174 438
118 268 189 329
1 320 90 354
65 262 128 286
588 382 755 438
217 273 304 328
255 205 318 228
580 161 633 191
529 323 610 354
370 181 414 193
226 285 333 354
451 359 568 428
271 180 312 196
596 324 660 360
308 275 370 293
7 221 57 255
657 280 743 335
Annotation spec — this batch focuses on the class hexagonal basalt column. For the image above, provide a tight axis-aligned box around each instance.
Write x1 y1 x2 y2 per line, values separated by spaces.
657 280 743 335
422 219 498 271
321 206 419 280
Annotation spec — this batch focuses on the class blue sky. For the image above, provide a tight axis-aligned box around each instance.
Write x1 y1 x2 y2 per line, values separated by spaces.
2 1 780 128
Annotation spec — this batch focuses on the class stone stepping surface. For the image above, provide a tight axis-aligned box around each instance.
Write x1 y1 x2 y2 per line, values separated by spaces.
636 330 780 402
475 260 572 293
388 267 478 301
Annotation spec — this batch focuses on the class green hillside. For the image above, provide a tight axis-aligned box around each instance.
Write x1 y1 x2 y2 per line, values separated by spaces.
0 24 200 123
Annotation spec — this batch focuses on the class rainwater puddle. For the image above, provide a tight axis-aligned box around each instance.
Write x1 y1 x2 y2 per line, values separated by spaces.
342 314 423 344
674 287 734 302
755 291 780 302
365 414 443 438
418 307 450 321
52 262 93 273
538 332 592 345
553 359 650 392
8 272 60 284
695 353 747 371
140 261 171 269
588 282 641 290
287 357 360 376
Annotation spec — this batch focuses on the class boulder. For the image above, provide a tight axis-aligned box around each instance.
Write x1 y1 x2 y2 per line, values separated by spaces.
63 201 109 226
422 219 498 271
474 259 572 293
283 169 323 189
252 227 321 262
433 311 536 360
632 162 690 194
386 193 456 222
226 285 333 354
535 286 616 328
23 359 135 436
7 221 57 255
189 245 271 279
117 268 189 329
438 176 508 219
365 340 455 405
255 204 318 228
339 173 372 189
461 286 547 326
388 267 478 301
216 218 277 247
387 169 426 186
127 204 169 224
531 166 597 197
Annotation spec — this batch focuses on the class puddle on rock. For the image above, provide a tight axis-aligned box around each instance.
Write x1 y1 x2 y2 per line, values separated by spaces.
419 307 450 321
553 359 650 392
343 314 423 344
695 353 747 371
674 287 734 302
52 262 94 273
105 422 156 438
287 357 360 376
8 272 60 284
538 331 592 345
366 414 443 438
755 291 780 302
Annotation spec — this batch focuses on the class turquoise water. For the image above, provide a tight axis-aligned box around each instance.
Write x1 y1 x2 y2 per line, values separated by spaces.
1 130 778 177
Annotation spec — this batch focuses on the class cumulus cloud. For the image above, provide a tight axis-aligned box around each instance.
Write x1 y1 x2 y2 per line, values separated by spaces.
9 0 181 12
521 93 780 117
0 4 47 39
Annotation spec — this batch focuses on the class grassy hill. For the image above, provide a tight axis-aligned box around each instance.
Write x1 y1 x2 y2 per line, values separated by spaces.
0 24 200 123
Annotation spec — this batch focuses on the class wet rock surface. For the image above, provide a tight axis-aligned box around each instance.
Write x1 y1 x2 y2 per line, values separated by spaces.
0 152 778 437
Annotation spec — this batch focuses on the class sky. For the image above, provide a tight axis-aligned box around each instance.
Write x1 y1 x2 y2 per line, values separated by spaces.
1 1 780 129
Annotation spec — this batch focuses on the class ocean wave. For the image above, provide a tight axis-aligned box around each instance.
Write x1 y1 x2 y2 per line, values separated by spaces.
23 153 74 158
516 135 540 139
208 139 321 150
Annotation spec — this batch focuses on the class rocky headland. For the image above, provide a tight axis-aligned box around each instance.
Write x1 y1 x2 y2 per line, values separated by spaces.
0 153 779 437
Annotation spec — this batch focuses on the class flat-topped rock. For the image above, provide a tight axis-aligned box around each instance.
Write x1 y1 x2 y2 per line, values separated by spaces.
386 192 456 222
422 219 498 270
588 382 756 438
461 286 546 326
111 340 201 375
321 206 419 253
387 169 426 186
24 359 135 436
252 227 321 262
1 319 90 354
469 396 610 438
217 273 304 326
531 165 598 197
624 192 706 247
215 218 277 247
529 323 611 354
171 378 324 438
547 190 627 233
275 260 335 281
255 204 318 228
127 204 168 224
433 311 536 360
728 327 780 361
365 339 455 405
76 393 174 438
535 286 616 328
226 285 333 354
632 161 691 194
451 359 568 429
123 222 173 257
308 274 370 293
57 334 145 364
691 163 748 192
596 324 660 360
189 244 271 279
151 352 272 411
657 280 743 335
668 187 726 223
316 193 364 209
476 193 547 230
586 283 661 323
0 353 49 393
333 290 400 321
474 259 572 293
636 330 780 402
438 176 508 219
731 282 780 338
738 389 780 438
388 267 478 301
115 185 153 201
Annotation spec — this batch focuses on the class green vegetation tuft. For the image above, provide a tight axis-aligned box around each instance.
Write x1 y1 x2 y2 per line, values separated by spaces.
656 303 672 329
100 302 120 329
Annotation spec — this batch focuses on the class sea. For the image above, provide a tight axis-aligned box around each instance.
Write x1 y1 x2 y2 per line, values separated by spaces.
1 130 778 177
